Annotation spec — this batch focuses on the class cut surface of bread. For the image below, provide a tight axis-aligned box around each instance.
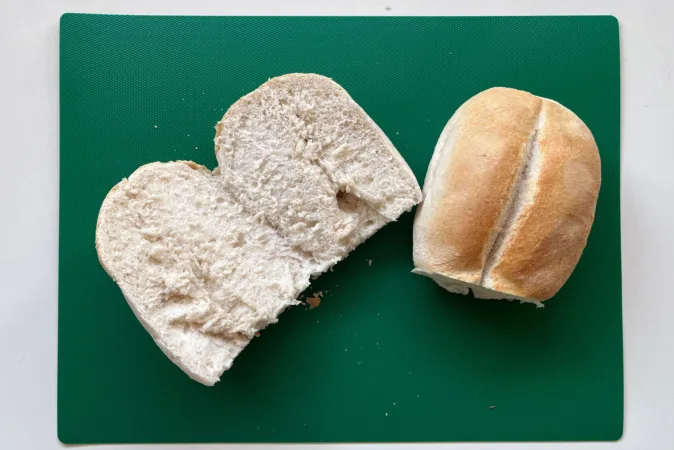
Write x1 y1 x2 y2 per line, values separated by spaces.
413 87 601 304
215 74 422 272
96 162 309 385
96 74 421 385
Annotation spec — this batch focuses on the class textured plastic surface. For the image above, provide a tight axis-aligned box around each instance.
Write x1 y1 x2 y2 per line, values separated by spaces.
58 14 622 444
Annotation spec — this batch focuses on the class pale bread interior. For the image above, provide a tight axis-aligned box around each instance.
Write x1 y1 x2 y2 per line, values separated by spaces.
215 74 421 272
96 74 422 385
96 162 309 385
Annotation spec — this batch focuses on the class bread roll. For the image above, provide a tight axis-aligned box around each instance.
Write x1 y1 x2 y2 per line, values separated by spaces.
96 74 421 385
215 74 422 271
413 87 601 305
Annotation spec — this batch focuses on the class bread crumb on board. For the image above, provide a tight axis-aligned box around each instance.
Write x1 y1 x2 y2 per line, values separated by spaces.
489 405 496 409
307 297 321 309
367 259 372 266
255 332 260 337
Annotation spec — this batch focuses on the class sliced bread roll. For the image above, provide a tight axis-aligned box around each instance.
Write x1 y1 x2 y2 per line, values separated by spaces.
96 74 421 385
215 74 422 272
413 87 601 305
96 162 307 385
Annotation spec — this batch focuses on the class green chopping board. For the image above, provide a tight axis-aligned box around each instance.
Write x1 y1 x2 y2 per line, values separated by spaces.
58 14 622 443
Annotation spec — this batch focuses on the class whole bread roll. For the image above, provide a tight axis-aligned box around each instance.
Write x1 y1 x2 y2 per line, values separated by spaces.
413 87 601 305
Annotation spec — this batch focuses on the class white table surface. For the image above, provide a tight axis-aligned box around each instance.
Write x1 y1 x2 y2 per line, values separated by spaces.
1 0 672 449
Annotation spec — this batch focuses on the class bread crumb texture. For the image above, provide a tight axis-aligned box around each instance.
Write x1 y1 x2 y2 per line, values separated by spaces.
96 74 421 385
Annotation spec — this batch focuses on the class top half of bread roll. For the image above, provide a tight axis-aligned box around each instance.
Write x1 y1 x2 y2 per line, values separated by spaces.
413 87 601 302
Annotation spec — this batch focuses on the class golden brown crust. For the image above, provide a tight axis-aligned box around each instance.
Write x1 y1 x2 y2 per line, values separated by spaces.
415 88 542 284
413 87 601 302
490 100 601 300
178 160 211 174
